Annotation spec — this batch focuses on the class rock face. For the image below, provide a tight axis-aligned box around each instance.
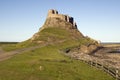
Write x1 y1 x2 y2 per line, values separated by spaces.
80 44 98 54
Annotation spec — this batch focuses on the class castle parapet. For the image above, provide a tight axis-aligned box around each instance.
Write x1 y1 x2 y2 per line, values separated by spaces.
48 9 58 16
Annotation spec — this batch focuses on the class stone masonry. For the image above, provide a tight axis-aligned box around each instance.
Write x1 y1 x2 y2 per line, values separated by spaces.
47 9 77 27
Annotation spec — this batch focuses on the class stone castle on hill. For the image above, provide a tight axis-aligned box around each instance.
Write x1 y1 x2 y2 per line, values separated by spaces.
32 9 84 41
30 9 99 56
38 9 78 31
47 9 77 27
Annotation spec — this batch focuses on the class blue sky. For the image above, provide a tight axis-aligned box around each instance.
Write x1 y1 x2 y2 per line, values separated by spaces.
0 0 120 42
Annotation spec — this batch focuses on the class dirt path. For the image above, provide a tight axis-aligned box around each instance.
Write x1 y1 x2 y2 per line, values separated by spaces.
0 45 45 61
0 41 64 62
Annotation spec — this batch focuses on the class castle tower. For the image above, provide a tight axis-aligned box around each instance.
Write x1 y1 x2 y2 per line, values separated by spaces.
48 9 54 14
47 9 58 18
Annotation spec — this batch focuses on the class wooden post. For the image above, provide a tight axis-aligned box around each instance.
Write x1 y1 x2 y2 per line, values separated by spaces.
116 68 119 80
101 61 103 70
90 61 92 67
95 60 97 67
107 66 110 73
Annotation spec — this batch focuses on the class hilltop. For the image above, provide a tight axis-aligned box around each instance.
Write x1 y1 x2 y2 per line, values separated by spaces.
1 9 100 54
27 9 100 54
30 9 83 43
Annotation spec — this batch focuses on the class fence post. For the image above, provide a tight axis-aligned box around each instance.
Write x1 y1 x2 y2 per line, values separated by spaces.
106 64 109 73
95 60 97 67
116 68 119 80
90 60 92 67
101 61 103 70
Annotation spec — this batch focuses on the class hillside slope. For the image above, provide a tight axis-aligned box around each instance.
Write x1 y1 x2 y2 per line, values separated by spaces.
0 9 115 80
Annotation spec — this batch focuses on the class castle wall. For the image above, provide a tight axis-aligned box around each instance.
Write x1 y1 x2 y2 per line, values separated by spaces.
69 17 73 24
47 13 67 21
47 9 75 26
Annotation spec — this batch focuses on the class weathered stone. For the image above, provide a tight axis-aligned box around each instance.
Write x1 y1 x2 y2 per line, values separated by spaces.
79 44 98 54
47 9 75 27
88 45 98 52
80 45 89 54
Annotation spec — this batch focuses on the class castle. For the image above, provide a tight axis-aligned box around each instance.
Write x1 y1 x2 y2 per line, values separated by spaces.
47 9 77 27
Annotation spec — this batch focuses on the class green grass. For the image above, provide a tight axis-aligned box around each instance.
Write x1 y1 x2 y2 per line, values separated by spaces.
0 27 115 80
2 40 36 51
1 27 71 52
0 45 115 80
0 42 19 52
33 27 72 42
0 42 18 46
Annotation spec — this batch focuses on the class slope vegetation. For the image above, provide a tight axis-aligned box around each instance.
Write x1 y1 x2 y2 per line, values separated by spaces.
0 45 114 80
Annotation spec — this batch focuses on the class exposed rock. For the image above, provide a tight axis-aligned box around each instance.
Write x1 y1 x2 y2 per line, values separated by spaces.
77 44 98 54
80 45 89 54
88 45 98 53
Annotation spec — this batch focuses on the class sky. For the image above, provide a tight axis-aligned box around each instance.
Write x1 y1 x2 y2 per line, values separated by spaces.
0 0 120 42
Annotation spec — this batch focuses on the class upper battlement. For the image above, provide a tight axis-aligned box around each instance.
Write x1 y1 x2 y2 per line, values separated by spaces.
48 9 58 15
47 9 77 27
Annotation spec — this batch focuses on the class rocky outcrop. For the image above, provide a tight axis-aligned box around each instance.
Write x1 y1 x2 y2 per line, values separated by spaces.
64 36 101 54
30 9 100 54
80 44 98 54
31 9 84 42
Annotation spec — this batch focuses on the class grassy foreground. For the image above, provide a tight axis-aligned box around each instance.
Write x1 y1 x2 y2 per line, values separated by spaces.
0 27 115 80
0 44 115 80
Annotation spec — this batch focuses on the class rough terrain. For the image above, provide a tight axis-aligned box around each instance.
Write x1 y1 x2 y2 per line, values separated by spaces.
66 44 120 70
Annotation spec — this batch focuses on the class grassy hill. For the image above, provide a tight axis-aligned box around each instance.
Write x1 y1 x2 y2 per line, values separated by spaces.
0 9 116 80
0 27 115 80
0 45 115 80
2 27 94 51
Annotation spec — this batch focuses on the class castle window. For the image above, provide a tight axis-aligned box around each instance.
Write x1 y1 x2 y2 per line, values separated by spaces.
65 16 67 21
56 11 58 14
69 17 73 24
52 10 55 14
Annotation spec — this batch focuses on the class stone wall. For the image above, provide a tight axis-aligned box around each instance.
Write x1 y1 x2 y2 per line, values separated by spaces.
47 9 75 26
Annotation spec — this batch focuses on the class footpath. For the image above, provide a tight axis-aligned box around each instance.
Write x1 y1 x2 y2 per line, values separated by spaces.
0 45 43 61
